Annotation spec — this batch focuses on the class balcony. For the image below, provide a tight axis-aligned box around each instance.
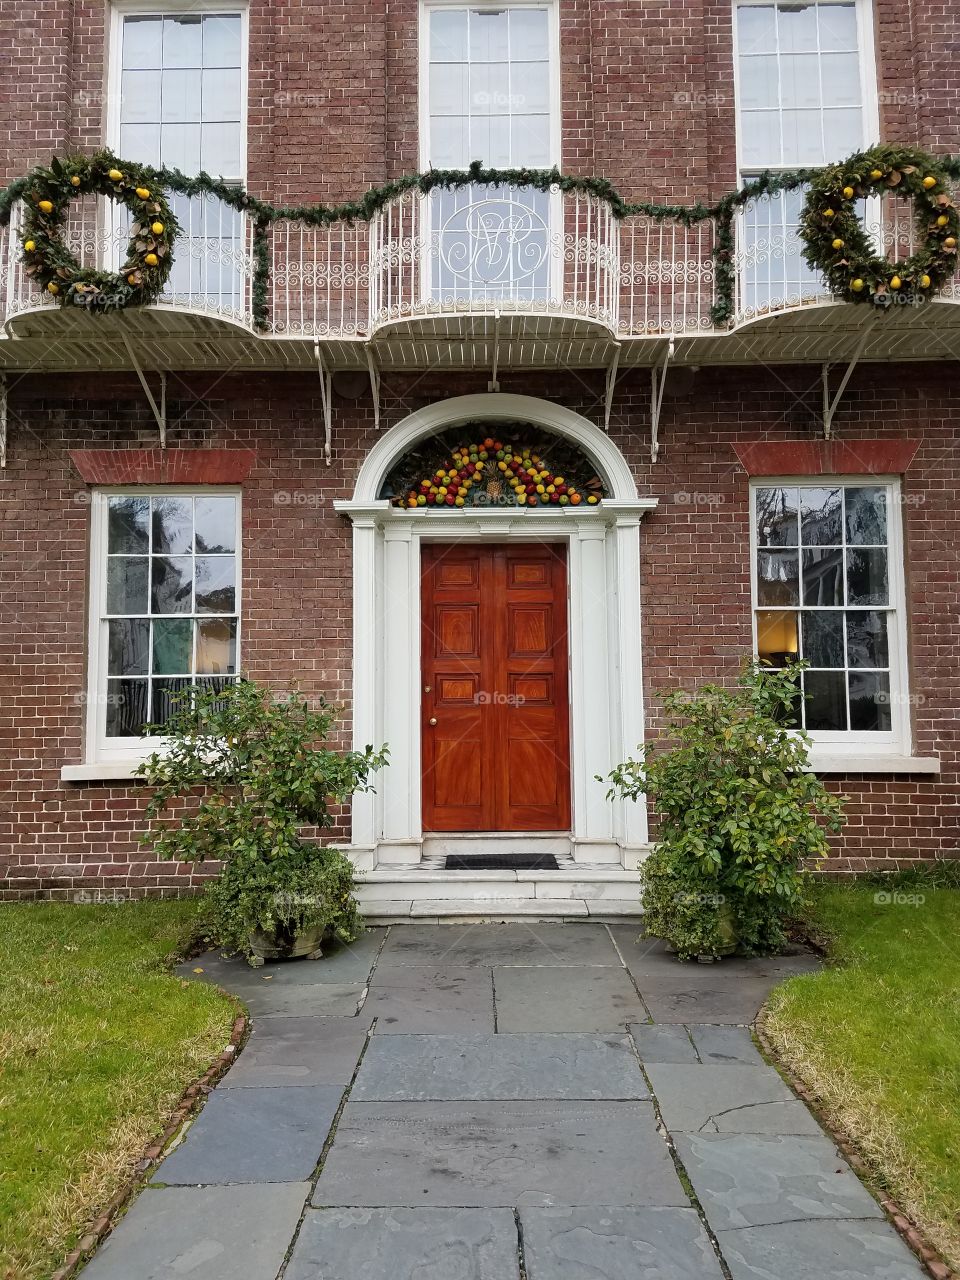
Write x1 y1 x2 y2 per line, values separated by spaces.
2 179 960 374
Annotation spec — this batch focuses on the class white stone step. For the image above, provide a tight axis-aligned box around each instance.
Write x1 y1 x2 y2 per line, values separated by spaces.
421 833 572 859
355 868 640 905
408 897 591 920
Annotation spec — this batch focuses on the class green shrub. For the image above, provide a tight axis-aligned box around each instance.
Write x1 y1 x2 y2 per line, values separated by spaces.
607 662 844 959
138 680 387 958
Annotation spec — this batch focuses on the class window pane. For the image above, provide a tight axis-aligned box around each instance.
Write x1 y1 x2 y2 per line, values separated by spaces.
756 487 798 546
782 109 824 165
108 619 150 676
151 557 193 614
152 617 193 674
430 115 469 166
122 16 163 69
757 550 799 605
823 107 864 155
196 618 238 674
431 62 468 115
471 116 511 167
801 610 844 667
511 114 550 166
512 61 550 114
509 7 549 59
802 547 843 605
780 54 823 109
152 496 193 554
152 677 193 730
819 3 858 50
106 679 149 736
800 487 842 545
201 122 241 176
162 69 202 124
845 486 887 545
740 109 780 166
107 558 149 614
738 55 779 109
121 70 162 123
849 671 892 731
778 4 818 52
846 611 889 668
820 54 861 105
161 122 202 174
108 497 149 554
757 610 799 665
195 495 237 553
738 5 777 53
163 15 202 68
804 669 848 730
846 548 888 605
469 9 509 61
431 8 468 60
195 557 236 613
471 62 508 114
120 123 161 168
202 13 242 67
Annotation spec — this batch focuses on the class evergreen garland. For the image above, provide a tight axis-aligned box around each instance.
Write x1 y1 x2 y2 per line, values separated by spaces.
3 147 959 329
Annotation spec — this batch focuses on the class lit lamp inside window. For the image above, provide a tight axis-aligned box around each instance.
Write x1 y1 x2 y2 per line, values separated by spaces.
757 610 799 668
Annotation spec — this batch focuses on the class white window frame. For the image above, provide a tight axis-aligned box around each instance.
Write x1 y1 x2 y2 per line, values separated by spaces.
417 0 563 303
83 486 243 767
732 0 880 180
106 0 250 183
748 475 911 759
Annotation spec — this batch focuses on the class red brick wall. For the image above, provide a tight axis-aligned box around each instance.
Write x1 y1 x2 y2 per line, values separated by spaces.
0 365 957 898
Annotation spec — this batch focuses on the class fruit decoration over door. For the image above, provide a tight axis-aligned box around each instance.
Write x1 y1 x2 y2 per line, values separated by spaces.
379 426 606 509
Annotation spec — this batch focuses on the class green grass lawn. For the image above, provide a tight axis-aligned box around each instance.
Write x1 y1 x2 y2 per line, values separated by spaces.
0 901 236 1280
764 880 960 1270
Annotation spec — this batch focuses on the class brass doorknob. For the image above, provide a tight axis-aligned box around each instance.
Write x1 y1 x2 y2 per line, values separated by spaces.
428 717 438 726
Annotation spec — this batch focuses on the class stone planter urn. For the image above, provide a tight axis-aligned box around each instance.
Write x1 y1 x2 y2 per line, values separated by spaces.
245 922 326 967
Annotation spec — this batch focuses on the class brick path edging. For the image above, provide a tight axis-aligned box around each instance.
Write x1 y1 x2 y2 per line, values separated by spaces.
754 1016 955 1280
49 1010 249 1280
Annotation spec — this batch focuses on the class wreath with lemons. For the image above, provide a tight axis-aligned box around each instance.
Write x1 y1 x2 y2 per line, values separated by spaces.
20 152 178 311
800 145 959 306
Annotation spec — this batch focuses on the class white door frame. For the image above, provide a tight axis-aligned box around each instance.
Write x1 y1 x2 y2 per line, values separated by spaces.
335 393 657 869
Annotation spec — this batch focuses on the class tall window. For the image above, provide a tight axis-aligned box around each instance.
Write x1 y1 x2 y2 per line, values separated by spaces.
734 0 874 312
90 491 240 757
752 481 907 747
111 7 246 309
421 3 558 302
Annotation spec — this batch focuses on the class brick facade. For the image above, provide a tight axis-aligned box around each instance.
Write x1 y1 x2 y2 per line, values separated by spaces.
0 1 958 896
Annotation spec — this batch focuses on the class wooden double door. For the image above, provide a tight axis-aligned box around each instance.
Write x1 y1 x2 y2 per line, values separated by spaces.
421 543 571 832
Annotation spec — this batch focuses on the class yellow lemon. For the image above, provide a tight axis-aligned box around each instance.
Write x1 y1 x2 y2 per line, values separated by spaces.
921 274 931 288
890 275 902 289
923 176 937 189
136 187 151 199
587 494 599 505
842 186 855 199
822 208 835 219
945 237 957 249
70 175 81 186
38 199 53 213
851 278 865 292
23 239 35 252
108 168 123 181
46 281 59 294
870 168 884 179
937 215 950 227
832 238 844 249
143 252 159 266
151 221 164 235
127 273 138 285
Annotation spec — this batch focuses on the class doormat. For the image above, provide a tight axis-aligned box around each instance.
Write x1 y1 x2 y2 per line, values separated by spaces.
444 853 561 871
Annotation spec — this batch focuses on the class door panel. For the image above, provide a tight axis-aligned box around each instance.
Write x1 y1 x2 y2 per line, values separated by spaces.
421 543 570 832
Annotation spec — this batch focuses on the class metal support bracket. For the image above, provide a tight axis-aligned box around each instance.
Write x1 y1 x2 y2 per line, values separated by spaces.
603 343 621 431
488 309 501 392
821 324 872 439
650 337 675 463
121 332 167 447
313 340 333 465
365 345 381 430
0 373 7 470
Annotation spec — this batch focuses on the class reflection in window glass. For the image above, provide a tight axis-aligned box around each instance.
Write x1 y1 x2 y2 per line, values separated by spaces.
102 493 240 737
752 483 898 735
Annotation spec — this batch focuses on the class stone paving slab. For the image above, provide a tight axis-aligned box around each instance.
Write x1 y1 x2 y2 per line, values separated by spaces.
219 1016 372 1088
494 966 647 1032
180 928 384 987
520 1207 726 1280
364 966 495 1032
313 1100 687 1207
377 923 620 969
284 1208 521 1280
352 1033 648 1101
154 1085 342 1184
687 1025 766 1067
79 1183 309 1280
630 1024 699 1063
646 1065 824 1135
715 1218 927 1279
674 1132 883 1230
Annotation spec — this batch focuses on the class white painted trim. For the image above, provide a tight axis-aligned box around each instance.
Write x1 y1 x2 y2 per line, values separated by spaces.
806 753 940 775
351 393 640 502
336 397 655 869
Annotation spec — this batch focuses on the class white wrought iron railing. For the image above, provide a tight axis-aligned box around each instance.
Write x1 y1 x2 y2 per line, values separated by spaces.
3 181 959 341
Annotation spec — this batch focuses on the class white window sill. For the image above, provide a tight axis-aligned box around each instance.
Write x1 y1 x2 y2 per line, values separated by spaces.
805 752 940 775
61 761 151 782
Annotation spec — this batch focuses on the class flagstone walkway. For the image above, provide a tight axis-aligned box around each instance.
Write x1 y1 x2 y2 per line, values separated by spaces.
81 923 926 1280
